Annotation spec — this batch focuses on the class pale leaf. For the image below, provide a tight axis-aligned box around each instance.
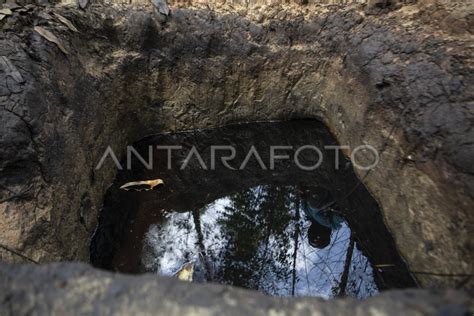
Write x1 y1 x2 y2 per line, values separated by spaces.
53 12 78 32
34 26 69 55
119 179 164 191
0 8 12 16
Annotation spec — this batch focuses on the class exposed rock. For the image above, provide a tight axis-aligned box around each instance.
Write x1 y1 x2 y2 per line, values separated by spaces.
0 0 472 291
0 263 471 316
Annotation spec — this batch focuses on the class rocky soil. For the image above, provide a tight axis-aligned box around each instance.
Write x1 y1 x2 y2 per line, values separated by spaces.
0 262 472 316
0 0 473 291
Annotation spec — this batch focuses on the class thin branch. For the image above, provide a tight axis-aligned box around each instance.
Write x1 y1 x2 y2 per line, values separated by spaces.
409 271 473 277
0 243 39 264
0 185 33 204
374 264 474 278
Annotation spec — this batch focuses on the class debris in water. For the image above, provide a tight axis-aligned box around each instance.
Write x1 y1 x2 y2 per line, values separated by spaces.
173 262 194 282
119 179 164 191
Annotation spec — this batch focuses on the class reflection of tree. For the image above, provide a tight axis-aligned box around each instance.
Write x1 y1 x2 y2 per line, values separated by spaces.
192 208 212 280
143 184 379 298
142 212 194 274
213 185 296 293
291 191 301 296
336 233 355 297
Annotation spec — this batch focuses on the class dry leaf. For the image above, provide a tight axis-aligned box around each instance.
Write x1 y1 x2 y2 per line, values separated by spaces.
53 12 78 32
5 3 21 10
0 8 12 16
78 0 88 9
34 26 69 55
0 56 24 83
173 262 194 282
119 179 164 191
38 11 53 20
151 0 170 16
374 264 395 268
15 8 29 13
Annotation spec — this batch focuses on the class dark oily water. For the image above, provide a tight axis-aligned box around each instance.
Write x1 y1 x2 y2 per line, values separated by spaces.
91 120 416 298
142 185 378 298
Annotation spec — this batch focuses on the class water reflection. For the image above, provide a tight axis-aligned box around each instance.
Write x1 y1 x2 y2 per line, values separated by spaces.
142 185 378 298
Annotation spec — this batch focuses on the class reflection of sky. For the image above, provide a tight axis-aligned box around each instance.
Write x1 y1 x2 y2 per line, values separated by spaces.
142 189 378 299
142 198 230 276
